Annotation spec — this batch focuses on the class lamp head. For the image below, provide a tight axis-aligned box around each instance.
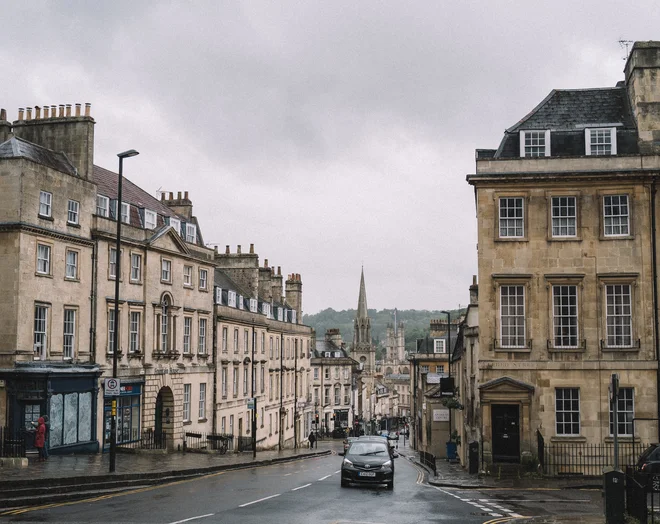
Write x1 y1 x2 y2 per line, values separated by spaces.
118 149 139 159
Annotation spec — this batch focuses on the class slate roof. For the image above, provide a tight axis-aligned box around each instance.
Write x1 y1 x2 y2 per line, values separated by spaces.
214 269 253 298
0 137 77 176
314 340 348 358
494 87 639 158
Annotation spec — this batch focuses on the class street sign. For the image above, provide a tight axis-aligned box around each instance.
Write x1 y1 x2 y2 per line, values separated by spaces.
247 398 255 410
104 378 121 397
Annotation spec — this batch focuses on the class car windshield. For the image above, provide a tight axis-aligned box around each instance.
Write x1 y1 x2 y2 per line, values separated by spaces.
348 443 388 456
639 445 658 463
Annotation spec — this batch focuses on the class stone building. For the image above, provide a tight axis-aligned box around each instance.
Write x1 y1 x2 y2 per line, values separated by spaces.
374 318 410 422
311 329 358 435
214 248 313 450
466 41 660 466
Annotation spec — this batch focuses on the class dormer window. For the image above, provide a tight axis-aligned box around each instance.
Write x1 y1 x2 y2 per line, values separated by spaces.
228 291 237 308
121 202 130 224
215 287 222 305
96 195 109 217
186 223 196 243
169 217 181 234
325 352 330 358
520 130 550 157
291 310 297 324
334 351 341 357
262 303 271 317
586 128 616 156
249 299 258 313
238 295 244 310
144 209 157 229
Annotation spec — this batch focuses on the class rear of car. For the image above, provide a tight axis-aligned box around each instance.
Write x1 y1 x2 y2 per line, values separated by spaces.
637 444 660 473
341 440 394 490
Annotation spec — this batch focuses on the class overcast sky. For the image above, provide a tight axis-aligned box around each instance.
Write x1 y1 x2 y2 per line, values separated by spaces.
2 1 658 314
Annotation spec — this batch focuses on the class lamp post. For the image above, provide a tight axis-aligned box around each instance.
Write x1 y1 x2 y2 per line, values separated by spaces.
109 149 139 474
441 310 452 457
251 319 256 459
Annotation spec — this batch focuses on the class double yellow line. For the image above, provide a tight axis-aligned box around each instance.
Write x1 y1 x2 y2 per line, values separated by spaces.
482 517 527 524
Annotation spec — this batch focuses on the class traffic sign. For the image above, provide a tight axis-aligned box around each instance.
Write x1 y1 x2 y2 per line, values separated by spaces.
247 398 255 410
104 378 121 397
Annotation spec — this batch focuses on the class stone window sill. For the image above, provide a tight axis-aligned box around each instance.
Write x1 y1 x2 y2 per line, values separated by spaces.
550 436 587 443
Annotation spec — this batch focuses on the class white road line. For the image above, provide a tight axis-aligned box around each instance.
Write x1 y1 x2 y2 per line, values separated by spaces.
238 494 281 507
488 513 502 517
167 514 214 524
334 470 341 473
318 475 332 481
283 473 292 476
292 483 312 491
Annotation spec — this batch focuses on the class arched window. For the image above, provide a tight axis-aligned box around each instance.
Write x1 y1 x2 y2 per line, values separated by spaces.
161 295 170 352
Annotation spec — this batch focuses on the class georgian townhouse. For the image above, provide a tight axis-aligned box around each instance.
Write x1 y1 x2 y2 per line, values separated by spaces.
90 179 215 451
214 247 313 450
0 105 101 454
311 329 359 435
467 41 660 467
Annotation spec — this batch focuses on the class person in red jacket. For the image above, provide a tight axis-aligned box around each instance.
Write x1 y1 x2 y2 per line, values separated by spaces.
34 417 46 461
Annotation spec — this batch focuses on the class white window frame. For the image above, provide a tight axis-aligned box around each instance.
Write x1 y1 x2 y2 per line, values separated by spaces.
555 388 580 436
520 129 551 157
199 383 206 420
63 308 76 360
243 329 249 354
37 243 51 275
552 285 579 348
262 303 271 317
586 127 617 156
121 202 130 224
605 284 633 348
39 191 52 217
499 285 526 348
433 339 446 354
183 265 193 286
243 367 248 396
65 249 78 279
183 384 191 422
551 196 577 238
228 291 237 308
603 195 630 237
109 248 118 280
233 367 238 396
198 318 207 354
130 253 141 282
169 217 181 234
499 197 524 238
222 367 228 398
144 209 157 230
238 295 244 310
233 329 239 353
609 387 634 437
222 327 228 352
185 223 196 243
34 304 48 359
183 317 192 354
96 195 109 217
161 258 171 283
67 200 80 225
108 309 117 354
249 298 257 313
215 287 222 305
129 311 140 353
199 269 208 290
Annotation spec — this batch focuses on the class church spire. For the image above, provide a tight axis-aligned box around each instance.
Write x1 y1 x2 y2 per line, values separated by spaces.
357 266 368 319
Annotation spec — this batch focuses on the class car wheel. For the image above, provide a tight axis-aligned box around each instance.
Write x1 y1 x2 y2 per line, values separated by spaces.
341 478 349 488
386 481 393 491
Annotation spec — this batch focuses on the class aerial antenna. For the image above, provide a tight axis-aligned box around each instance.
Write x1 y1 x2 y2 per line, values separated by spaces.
619 39 634 61
155 186 164 199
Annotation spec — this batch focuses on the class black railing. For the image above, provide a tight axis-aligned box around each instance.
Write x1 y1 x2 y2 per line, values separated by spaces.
117 430 167 450
236 436 254 452
183 432 234 454
0 427 26 458
419 450 437 475
538 436 645 476
625 466 650 523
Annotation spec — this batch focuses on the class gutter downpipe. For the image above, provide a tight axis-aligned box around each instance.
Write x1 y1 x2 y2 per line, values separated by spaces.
652 177 660 441
211 306 218 435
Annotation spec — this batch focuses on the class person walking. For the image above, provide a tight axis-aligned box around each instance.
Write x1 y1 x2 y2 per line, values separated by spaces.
34 417 46 462
42 415 50 460
308 431 316 449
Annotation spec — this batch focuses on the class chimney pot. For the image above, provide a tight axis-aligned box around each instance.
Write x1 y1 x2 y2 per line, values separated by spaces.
75 103 81 116
66 104 72 117
169 192 174 200
161 193 166 201
214 245 218 254
85 103 91 117
278 266 281 276
184 191 188 199
264 259 269 268
225 245 230 254
34 106 41 119
18 108 24 120
250 243 254 254
0 108 6 121
58 105 65 117
237 245 242 254
51 105 57 118
26 108 32 120
43 106 49 118
177 191 181 199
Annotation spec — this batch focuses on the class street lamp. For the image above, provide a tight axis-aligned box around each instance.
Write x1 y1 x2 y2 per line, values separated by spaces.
110 149 139 473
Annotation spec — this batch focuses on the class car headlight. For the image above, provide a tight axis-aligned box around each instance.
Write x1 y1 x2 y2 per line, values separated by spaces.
382 460 392 468
343 458 353 466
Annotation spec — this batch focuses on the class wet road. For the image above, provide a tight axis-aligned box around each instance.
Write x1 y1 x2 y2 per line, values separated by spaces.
0 451 516 524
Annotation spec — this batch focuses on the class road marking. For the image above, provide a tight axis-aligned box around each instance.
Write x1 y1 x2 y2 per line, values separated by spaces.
319 475 332 480
428 485 527 521
284 473 292 476
168 514 215 524
238 493 281 507
292 483 312 491
334 470 341 473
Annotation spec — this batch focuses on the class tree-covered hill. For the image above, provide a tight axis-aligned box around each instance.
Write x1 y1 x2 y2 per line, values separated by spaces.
303 308 465 356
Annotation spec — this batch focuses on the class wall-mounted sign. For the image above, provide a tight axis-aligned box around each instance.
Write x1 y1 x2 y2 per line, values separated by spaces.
433 409 450 422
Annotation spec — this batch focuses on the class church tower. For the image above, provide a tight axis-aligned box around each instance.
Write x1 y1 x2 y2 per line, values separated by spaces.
352 268 375 374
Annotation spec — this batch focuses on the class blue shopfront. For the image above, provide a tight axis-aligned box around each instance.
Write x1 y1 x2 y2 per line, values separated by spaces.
0 362 101 454
103 381 143 451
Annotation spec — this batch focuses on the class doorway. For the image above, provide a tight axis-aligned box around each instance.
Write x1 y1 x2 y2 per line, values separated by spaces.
491 404 520 462
155 387 174 446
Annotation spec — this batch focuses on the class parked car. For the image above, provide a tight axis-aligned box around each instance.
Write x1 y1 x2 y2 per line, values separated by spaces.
340 438 395 490
637 444 660 473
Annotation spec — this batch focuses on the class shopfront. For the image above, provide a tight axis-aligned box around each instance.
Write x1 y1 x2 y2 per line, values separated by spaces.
103 381 143 450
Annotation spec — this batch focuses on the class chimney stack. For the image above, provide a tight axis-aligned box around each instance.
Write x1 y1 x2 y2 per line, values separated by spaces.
237 245 242 254
226 245 230 254
625 41 660 154
250 243 254 254
0 108 10 143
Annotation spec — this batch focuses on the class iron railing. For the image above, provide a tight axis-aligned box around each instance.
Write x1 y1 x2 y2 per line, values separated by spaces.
0 427 26 458
537 432 645 476
183 432 234 454
117 430 167 450
626 466 650 523
419 450 437 475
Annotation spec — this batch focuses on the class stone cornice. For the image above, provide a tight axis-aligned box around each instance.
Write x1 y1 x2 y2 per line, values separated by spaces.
0 222 94 247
